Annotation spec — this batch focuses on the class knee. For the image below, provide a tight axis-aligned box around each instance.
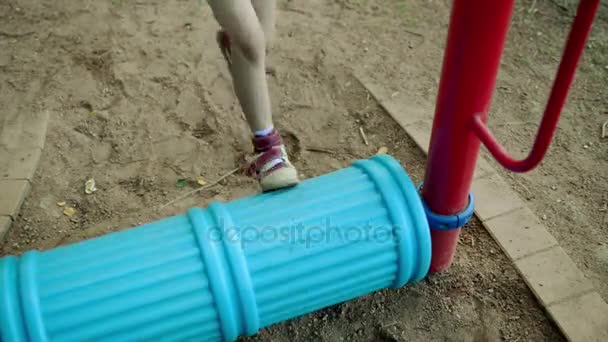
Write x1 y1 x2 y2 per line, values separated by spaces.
209 0 266 64
234 26 266 64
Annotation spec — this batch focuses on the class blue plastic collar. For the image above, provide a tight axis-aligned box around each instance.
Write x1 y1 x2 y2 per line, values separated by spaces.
417 184 475 231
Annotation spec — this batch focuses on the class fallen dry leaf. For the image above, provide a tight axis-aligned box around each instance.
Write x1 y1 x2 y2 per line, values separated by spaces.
63 207 76 217
85 178 97 194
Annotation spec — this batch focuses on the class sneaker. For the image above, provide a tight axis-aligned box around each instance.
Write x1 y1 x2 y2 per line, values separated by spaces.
247 130 299 191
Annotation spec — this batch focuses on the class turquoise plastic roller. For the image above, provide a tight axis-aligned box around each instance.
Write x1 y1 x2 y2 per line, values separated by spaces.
0 155 431 341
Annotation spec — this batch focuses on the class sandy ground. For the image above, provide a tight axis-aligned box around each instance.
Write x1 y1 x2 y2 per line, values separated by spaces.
1 0 606 340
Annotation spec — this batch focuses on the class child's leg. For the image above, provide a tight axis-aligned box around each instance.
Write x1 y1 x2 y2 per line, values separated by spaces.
251 0 276 51
208 0 271 132
208 0 298 191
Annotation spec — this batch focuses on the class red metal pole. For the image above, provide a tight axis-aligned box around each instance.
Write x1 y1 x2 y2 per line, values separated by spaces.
422 0 515 272
471 0 600 173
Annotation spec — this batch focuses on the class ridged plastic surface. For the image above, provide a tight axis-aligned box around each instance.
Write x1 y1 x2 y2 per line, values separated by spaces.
0 155 431 342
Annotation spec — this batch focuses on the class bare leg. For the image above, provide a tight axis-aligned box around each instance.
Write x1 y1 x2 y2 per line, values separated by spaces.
208 0 298 191
208 0 271 131
251 0 276 51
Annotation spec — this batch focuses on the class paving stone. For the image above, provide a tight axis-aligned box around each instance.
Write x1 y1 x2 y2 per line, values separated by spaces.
359 73 497 183
0 110 49 149
472 174 526 221
0 180 31 218
0 146 42 181
356 73 431 127
473 155 495 180
404 120 432 153
484 207 558 260
0 215 11 242
382 98 430 128
515 246 594 306
548 291 608 342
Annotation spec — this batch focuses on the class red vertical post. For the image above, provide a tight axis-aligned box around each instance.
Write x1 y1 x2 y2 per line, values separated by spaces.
422 0 515 272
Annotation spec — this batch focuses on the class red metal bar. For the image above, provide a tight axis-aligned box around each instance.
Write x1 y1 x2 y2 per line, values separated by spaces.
422 0 515 272
471 0 600 173
424 0 599 273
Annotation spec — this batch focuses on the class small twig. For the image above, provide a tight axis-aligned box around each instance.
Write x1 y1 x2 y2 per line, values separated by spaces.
527 0 538 14
403 28 425 42
601 120 608 139
549 0 570 12
0 30 35 38
359 126 369 146
158 167 239 210
306 147 337 155
400 29 425 48
282 98 313 110
54 234 72 247
414 326 432 332
571 97 604 103
380 321 399 329
121 158 148 165
282 6 314 18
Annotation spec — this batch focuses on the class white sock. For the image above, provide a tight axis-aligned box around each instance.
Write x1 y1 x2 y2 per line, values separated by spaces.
254 125 274 137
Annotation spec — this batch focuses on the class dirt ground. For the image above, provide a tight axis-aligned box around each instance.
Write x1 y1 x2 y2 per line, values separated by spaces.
1 0 606 341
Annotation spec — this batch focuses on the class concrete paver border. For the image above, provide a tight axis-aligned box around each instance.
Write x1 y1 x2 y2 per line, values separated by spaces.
0 110 49 241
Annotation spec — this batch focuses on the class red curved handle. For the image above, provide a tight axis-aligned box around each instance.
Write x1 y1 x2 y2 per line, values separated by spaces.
471 0 599 173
